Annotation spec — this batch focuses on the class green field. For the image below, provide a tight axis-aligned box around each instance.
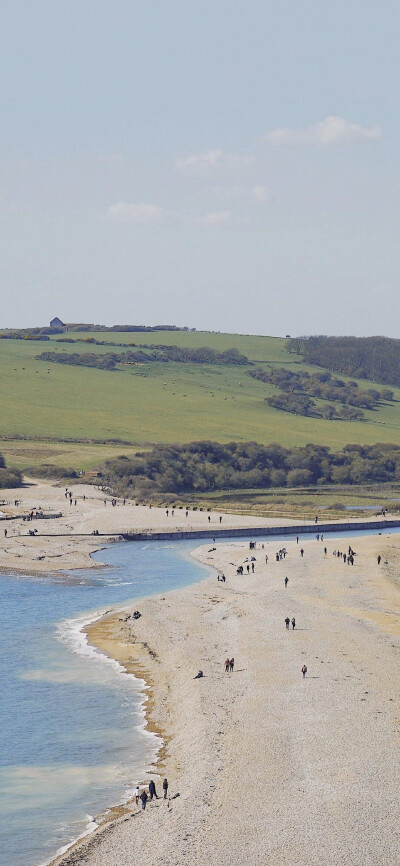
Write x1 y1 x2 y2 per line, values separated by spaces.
2 329 400 473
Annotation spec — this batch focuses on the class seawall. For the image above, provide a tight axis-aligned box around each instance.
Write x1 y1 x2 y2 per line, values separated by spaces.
122 518 400 542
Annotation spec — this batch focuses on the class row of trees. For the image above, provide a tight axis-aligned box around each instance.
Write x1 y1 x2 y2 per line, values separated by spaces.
266 392 364 421
98 441 400 497
249 367 390 408
37 345 249 370
247 366 392 421
289 336 400 388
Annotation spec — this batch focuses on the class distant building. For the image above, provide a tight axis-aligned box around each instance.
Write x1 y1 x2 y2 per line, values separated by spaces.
50 317 65 328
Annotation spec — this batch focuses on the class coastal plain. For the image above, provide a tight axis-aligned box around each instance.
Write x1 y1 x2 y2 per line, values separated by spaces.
49 529 400 866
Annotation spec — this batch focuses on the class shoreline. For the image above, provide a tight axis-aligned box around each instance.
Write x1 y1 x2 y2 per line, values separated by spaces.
44 606 166 866
46 530 400 866
0 476 397 579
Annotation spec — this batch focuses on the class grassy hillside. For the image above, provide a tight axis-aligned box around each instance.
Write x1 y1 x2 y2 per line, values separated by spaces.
1 329 400 472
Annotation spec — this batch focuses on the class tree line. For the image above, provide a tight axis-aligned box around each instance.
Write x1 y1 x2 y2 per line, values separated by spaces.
37 345 249 370
248 366 392 421
289 336 400 387
98 440 400 497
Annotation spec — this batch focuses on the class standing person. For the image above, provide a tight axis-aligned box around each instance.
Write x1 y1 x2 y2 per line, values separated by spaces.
301 664 307 678
251 562 254 573
300 548 304 558
284 576 289 588
219 515 222 523
265 554 268 564
134 785 140 806
140 789 148 810
229 657 234 672
148 779 158 800
324 547 327 555
285 617 290 629
163 778 168 799
296 536 299 544
291 617 296 630
377 555 381 565
225 657 230 672
4 528 7 537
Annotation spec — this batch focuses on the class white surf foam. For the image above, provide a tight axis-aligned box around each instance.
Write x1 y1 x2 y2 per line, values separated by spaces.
38 815 99 866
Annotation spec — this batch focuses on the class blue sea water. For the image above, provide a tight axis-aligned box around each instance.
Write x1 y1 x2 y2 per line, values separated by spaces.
0 539 213 866
1 527 399 866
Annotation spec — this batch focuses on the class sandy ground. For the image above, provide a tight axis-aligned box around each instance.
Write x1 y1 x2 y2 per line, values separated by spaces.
50 531 400 866
0 478 393 576
0 478 304 575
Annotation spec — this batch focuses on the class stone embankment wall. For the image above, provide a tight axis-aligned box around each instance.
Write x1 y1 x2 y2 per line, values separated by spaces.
122 519 400 542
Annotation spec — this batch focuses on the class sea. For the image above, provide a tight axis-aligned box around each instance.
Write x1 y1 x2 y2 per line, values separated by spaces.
1 527 398 866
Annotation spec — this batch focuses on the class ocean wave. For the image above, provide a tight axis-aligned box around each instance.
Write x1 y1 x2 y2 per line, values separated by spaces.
37 815 99 866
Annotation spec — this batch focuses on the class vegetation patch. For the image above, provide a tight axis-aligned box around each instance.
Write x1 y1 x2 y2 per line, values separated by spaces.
0 453 22 488
289 335 400 388
97 440 400 499
36 345 249 370
248 366 390 421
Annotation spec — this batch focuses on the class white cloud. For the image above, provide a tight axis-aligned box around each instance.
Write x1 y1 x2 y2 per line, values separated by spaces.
252 184 270 203
209 184 270 205
264 116 382 146
175 149 254 176
198 210 232 226
107 201 162 223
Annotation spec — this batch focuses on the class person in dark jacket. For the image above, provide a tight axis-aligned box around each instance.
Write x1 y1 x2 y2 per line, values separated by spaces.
163 778 168 799
140 789 148 810
149 779 158 800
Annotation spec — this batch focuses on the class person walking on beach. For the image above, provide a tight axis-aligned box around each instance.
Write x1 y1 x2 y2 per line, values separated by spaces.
284 576 289 587
149 779 158 800
265 554 268 564
377 555 381 565
285 617 290 629
225 657 230 672
140 789 148 810
163 778 168 799
134 786 140 806
229 657 234 672
301 664 307 678
300 548 304 557
291 617 296 630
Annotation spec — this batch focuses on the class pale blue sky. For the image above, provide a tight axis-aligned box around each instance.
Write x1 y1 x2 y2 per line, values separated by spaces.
1 1 399 335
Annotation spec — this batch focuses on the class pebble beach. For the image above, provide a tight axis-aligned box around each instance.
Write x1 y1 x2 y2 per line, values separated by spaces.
48 529 400 866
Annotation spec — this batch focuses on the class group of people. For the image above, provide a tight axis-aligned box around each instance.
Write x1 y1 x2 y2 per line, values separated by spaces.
333 546 356 565
134 778 169 810
224 657 234 672
285 616 296 630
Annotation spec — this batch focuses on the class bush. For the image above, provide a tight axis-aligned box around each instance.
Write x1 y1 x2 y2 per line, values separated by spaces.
25 464 77 480
0 467 22 488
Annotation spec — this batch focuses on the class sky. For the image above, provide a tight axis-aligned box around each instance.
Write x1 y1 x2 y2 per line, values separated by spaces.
1 1 400 337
